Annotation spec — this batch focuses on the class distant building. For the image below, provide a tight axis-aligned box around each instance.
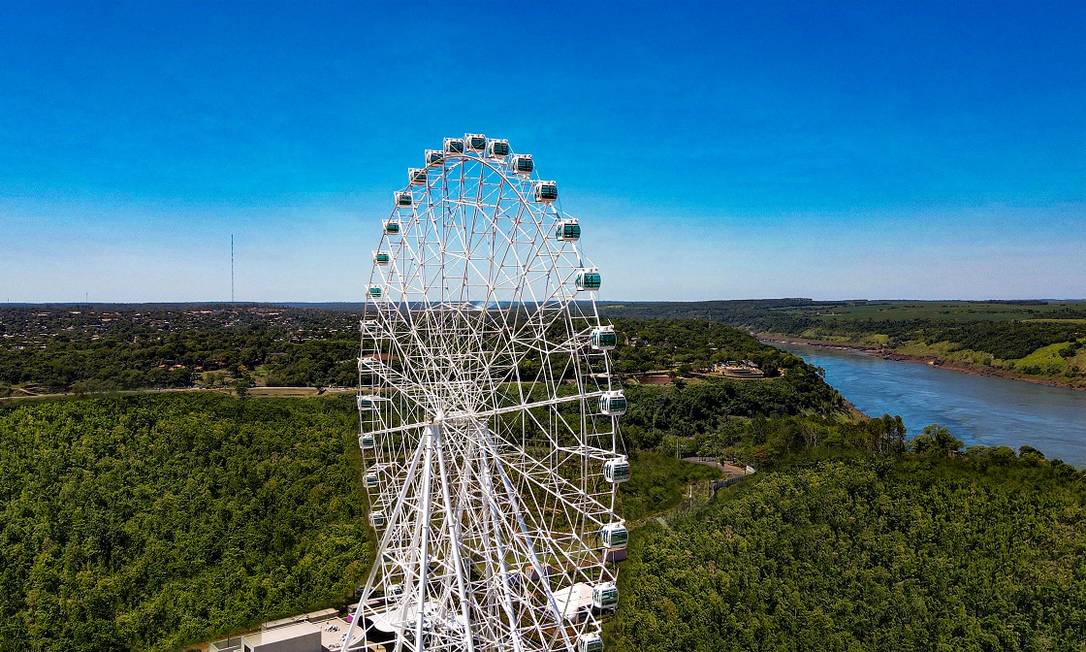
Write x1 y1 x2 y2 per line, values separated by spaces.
712 360 765 378
638 371 674 385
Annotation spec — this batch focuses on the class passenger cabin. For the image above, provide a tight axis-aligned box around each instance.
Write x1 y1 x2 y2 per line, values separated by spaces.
592 582 619 610
359 433 376 450
373 252 390 265
408 167 427 186
511 154 534 174
535 180 558 203
600 390 627 415
443 137 464 154
579 633 604 652
556 219 580 242
425 149 444 165
370 511 386 528
367 286 383 299
590 326 617 351
383 219 401 235
486 138 510 159
601 522 628 549
364 472 379 489
465 133 487 151
604 457 630 483
576 268 602 291
395 191 412 207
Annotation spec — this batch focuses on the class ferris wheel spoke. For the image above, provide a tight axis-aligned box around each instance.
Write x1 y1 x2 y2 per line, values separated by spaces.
450 390 606 422
483 427 613 528
485 429 601 590
433 426 477 652
474 444 530 652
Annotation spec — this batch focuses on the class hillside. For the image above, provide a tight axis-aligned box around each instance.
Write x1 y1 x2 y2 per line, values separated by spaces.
3 311 1084 651
609 453 1086 651
1 306 821 396
603 300 1086 389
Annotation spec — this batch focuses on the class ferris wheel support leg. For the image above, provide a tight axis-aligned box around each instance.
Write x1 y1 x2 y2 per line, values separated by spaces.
343 432 427 651
477 445 527 652
482 430 561 621
481 428 576 652
434 426 476 652
414 424 437 651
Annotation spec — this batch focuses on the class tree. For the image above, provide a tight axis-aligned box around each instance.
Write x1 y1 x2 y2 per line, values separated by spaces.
910 424 963 456
233 375 253 398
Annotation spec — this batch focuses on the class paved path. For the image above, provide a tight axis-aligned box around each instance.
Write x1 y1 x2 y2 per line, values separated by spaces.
683 456 750 480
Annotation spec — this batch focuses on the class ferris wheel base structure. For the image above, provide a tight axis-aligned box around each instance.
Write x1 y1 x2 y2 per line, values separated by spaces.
340 134 629 652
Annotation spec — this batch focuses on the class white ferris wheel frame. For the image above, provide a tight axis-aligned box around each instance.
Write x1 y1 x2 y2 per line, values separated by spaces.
340 134 627 652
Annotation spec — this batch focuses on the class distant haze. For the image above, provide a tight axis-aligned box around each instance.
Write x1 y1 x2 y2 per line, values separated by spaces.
1 2 1083 302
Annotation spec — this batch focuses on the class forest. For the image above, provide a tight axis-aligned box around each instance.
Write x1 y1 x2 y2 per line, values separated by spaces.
1 306 818 395
3 306 1085 651
0 393 371 651
604 370 1086 650
0 317 843 651
603 299 1086 387
0 306 360 394
608 451 1086 651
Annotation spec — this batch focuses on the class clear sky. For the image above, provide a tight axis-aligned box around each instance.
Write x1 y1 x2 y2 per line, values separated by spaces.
1 1 1083 302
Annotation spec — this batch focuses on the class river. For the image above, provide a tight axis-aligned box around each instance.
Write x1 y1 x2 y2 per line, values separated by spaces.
780 343 1086 467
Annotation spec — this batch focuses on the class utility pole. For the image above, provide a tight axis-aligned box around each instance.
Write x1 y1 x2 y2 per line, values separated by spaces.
230 234 235 303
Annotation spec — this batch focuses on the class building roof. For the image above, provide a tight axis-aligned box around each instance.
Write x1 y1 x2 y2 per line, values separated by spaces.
242 621 321 645
552 582 593 621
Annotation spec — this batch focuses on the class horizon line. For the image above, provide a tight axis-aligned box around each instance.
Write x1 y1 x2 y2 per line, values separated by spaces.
3 298 1086 307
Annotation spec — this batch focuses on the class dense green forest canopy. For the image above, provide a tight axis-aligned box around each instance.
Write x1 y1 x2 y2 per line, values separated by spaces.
609 377 1086 652
607 317 799 375
7 376 1080 650
609 453 1086 651
0 306 360 393
0 393 370 651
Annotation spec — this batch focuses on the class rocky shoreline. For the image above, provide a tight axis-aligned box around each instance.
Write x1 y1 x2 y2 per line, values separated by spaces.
759 333 1086 392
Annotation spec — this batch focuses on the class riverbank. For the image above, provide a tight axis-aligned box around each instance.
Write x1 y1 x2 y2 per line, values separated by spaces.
771 339 1086 465
760 333 1086 392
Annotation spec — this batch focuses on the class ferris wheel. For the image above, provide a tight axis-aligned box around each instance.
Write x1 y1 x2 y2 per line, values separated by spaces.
341 134 628 652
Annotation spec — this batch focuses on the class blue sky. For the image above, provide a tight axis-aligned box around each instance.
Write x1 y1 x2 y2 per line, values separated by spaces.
1 1 1083 302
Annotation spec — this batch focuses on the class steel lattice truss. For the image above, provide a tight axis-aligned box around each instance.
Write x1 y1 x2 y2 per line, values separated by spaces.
340 135 626 652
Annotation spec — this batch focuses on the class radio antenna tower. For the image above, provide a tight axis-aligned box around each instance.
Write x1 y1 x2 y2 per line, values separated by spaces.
230 234 235 303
